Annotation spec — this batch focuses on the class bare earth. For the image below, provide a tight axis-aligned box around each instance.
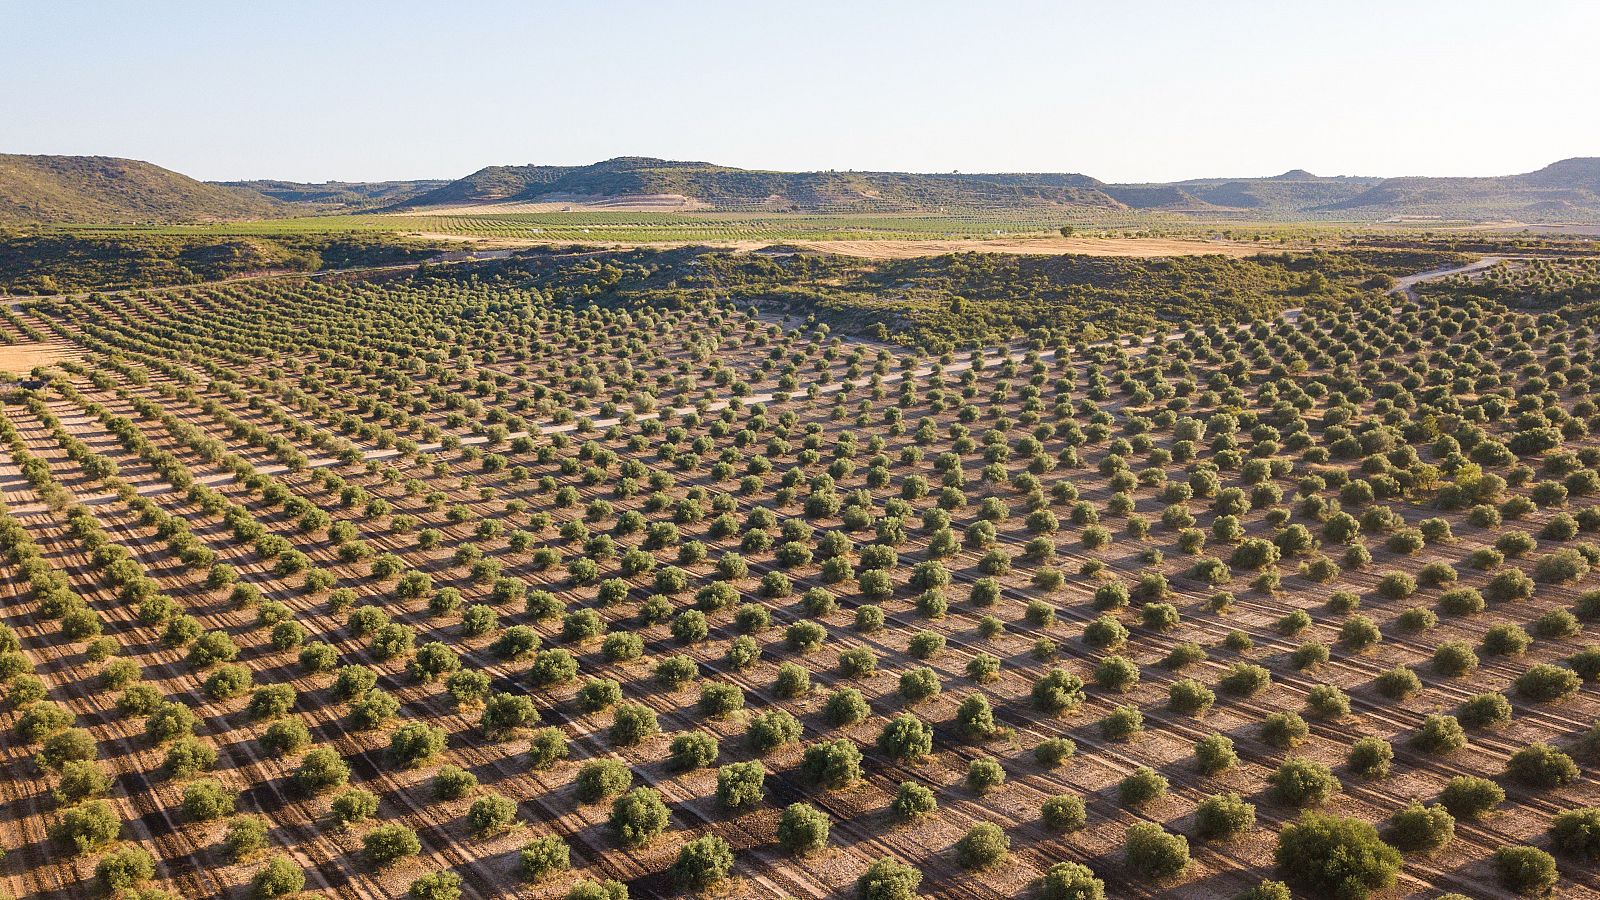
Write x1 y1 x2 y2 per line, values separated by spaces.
0 341 78 373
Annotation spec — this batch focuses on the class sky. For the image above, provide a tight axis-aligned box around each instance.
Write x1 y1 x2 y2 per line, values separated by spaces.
3 0 1597 184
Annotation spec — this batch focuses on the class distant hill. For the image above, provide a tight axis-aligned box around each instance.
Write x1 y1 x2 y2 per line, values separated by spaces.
393 157 1119 212
394 156 1600 221
5 152 1600 224
0 154 281 224
219 178 450 213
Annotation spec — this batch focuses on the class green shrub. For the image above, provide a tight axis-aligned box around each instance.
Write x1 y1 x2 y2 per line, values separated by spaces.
1481 623 1532 656
1549 806 1600 861
1493 845 1558 896
1458 692 1514 729
857 857 922 900
1433 640 1479 676
95 845 155 893
1439 776 1504 819
330 788 380 827
1233 881 1291 900
1385 802 1455 853
363 823 421 868
1041 793 1087 832
250 856 306 900
1124 822 1189 881
1100 704 1143 741
223 814 271 863
1039 862 1104 900
1374 665 1422 700
1194 733 1237 774
181 778 236 821
890 781 937 821
955 822 1010 869
672 834 734 891
467 793 519 835
778 802 830 855
1094 655 1140 692
1220 663 1271 696
716 761 766 809
1113 767 1165 808
609 787 670 848
1261 711 1309 748
747 709 802 754
1274 812 1400 899
1269 757 1339 806
610 703 660 746
966 757 1006 793
1195 792 1256 841
408 871 463 900
801 738 862 789
388 722 446 767
1347 737 1394 779
1505 742 1578 788
292 746 350 792
1035 737 1076 767
668 731 718 772
575 759 632 803
1516 664 1582 702
878 714 932 762
1411 715 1467 754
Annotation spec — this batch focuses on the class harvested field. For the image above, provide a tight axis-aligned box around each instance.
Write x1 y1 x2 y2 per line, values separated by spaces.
0 252 1596 900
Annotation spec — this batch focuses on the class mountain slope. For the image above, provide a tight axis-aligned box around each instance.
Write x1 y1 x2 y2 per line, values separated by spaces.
218 178 450 212
395 156 1600 221
0 154 281 224
393 157 1120 212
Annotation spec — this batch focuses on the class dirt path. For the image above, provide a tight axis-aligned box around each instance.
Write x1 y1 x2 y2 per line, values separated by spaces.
1388 256 1510 301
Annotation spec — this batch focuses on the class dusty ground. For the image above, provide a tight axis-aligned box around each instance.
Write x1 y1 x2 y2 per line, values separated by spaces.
0 341 78 373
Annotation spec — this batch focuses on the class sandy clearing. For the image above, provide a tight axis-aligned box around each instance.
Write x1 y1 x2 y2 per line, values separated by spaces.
0 341 78 373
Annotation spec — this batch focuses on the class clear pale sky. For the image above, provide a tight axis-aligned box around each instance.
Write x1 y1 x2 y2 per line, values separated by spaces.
4 0 1596 184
